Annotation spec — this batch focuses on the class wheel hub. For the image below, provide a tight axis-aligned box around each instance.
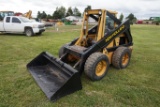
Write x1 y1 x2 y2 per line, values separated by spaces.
122 53 129 66
95 60 107 76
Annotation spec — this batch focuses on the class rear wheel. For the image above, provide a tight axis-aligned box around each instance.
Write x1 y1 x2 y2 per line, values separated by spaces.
25 28 34 37
84 52 109 81
112 47 131 69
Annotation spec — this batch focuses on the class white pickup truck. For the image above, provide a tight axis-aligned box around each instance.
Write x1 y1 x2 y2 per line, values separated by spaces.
0 16 45 36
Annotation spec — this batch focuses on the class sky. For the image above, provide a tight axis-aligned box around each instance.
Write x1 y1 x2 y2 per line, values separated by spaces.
0 0 160 19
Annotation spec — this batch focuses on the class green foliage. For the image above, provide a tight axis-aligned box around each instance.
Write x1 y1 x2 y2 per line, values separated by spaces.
53 6 66 19
73 7 81 17
84 5 92 11
37 11 47 19
126 13 137 24
119 13 124 22
52 8 59 19
37 11 41 19
0 25 160 107
37 6 82 19
41 11 47 19
66 7 73 17
47 14 52 19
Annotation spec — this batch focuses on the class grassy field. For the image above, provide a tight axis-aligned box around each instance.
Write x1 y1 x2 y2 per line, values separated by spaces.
0 25 160 107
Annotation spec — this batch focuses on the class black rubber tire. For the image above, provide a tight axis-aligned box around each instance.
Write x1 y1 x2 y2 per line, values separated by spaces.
84 52 109 81
25 28 34 37
59 43 69 58
112 47 131 69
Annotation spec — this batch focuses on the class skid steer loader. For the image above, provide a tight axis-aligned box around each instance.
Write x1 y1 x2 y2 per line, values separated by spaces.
27 9 133 101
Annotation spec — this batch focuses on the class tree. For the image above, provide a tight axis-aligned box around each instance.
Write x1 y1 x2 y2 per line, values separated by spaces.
58 6 66 18
66 7 73 17
53 8 60 19
47 14 52 19
84 5 92 11
37 11 41 19
41 11 47 19
37 11 53 19
126 13 137 24
73 7 81 17
119 13 124 22
53 6 66 19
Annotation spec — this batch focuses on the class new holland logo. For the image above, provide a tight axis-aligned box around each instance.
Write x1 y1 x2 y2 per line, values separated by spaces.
105 25 125 42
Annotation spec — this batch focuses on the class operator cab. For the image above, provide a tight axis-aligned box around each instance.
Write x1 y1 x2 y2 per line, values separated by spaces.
80 10 117 47
105 16 114 33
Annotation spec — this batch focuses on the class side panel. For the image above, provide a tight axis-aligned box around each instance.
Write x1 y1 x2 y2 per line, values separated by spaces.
3 17 12 31
10 17 24 32
0 22 5 31
83 19 133 60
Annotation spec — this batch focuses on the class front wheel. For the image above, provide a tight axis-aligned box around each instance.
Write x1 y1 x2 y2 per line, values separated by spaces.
25 28 34 37
84 52 109 81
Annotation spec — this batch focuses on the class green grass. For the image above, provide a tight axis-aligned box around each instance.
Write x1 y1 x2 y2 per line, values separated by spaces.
0 25 160 107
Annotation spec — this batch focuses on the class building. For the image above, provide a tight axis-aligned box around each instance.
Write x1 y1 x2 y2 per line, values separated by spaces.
65 16 83 22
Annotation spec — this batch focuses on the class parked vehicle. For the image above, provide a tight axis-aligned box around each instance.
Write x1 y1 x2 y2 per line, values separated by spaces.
0 11 14 20
150 17 160 25
0 16 45 36
27 9 133 101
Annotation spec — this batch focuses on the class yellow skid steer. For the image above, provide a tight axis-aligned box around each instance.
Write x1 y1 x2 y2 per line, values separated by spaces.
27 9 133 101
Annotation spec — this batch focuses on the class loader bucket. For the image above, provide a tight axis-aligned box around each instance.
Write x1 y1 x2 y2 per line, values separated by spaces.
27 52 82 101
